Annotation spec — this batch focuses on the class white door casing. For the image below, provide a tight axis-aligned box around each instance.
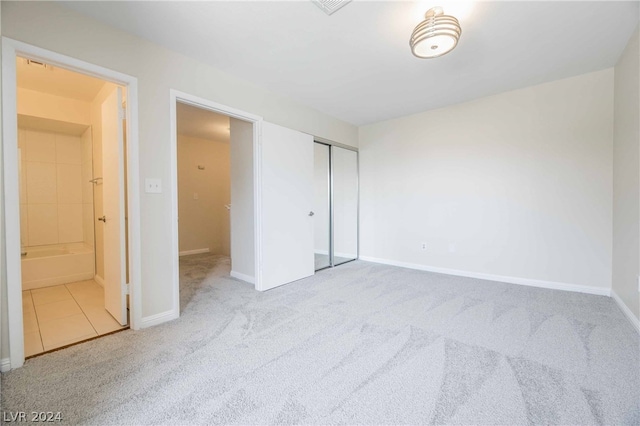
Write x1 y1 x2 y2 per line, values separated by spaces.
259 122 315 291
102 86 127 325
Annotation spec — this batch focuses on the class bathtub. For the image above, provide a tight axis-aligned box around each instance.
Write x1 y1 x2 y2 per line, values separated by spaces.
21 243 95 290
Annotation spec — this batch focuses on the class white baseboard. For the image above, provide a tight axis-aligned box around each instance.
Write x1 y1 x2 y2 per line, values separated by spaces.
335 251 357 259
359 256 611 297
94 274 105 287
179 248 210 256
611 289 640 334
1 358 11 372
139 309 179 329
230 270 255 284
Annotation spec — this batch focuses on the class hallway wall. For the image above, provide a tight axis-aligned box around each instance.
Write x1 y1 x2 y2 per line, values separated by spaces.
177 134 230 256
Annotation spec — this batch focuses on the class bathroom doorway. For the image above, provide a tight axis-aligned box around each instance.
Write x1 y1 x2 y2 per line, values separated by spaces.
16 57 129 357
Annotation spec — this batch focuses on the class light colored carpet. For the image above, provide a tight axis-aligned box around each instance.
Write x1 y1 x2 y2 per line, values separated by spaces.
2 254 639 424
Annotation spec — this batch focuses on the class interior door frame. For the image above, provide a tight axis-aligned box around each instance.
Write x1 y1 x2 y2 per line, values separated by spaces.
169 90 264 310
1 38 142 370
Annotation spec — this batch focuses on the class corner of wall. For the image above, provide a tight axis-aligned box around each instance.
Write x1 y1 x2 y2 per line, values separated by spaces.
612 289 640 333
612 24 640 327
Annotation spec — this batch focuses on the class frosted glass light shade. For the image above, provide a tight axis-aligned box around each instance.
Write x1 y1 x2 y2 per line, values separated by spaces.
410 7 462 59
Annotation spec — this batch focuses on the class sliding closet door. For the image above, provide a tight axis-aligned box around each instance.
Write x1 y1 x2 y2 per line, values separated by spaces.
260 122 315 290
314 143 331 270
332 146 358 265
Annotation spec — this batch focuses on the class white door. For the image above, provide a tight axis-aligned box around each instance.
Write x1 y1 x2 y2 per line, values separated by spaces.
102 87 127 325
260 122 314 290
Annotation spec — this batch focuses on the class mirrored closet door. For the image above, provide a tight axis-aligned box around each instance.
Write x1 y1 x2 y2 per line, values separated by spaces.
332 146 358 265
313 142 358 271
314 143 331 270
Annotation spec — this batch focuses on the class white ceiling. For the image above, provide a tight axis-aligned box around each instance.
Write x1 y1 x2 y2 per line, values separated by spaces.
61 1 639 126
177 102 230 142
16 57 105 102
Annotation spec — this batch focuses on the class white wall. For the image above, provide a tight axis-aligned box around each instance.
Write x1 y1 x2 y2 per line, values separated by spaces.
229 118 254 279
177 134 230 256
0 1 358 321
359 69 614 291
17 88 90 126
613 27 640 323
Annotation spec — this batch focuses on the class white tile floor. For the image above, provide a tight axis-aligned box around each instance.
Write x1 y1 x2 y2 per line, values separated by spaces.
23 280 127 357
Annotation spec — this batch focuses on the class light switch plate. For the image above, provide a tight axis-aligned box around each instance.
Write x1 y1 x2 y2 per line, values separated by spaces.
145 178 162 194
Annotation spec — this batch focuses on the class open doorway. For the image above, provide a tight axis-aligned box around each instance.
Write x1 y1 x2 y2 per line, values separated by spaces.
176 104 232 309
16 57 129 357
172 94 260 313
177 104 231 259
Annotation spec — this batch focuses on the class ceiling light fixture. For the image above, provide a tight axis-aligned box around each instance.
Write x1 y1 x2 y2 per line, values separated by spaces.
410 7 462 59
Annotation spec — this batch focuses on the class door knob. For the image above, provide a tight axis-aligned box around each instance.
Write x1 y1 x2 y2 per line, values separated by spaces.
98 216 106 222
308 211 315 217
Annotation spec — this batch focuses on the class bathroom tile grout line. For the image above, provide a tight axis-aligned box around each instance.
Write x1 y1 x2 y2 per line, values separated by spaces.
31 286 74 353
29 290 45 354
64 283 100 337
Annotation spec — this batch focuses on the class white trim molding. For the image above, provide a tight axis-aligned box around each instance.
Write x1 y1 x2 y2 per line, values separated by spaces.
359 256 612 297
179 248 210 257
611 290 640 333
230 271 255 284
139 310 179 329
1 358 11 373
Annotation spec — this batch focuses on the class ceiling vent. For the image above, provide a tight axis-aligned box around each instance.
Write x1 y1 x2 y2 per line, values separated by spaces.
311 0 352 16
24 59 53 70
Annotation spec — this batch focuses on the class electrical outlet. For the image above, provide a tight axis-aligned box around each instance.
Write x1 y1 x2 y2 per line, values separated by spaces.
421 242 427 250
145 178 162 194
193 193 199 200
448 243 456 253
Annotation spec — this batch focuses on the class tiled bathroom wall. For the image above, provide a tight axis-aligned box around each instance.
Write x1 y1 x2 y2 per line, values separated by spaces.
81 128 95 247
19 128 93 247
